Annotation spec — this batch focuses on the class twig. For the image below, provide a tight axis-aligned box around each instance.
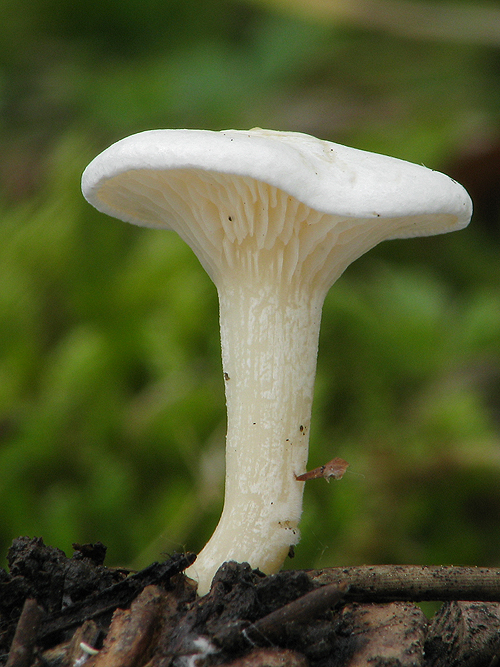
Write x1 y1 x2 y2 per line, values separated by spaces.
6 598 44 667
244 582 348 644
308 565 500 601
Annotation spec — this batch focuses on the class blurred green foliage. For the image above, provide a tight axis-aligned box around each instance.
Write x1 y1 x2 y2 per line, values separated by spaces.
1 0 500 574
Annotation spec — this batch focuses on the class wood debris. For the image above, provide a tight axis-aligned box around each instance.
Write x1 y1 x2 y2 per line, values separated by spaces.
2 537 500 667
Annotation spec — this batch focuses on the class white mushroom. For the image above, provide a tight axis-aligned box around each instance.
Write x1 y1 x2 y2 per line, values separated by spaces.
82 128 472 595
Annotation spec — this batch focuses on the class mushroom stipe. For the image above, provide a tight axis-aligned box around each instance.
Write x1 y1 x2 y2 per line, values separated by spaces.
82 128 472 595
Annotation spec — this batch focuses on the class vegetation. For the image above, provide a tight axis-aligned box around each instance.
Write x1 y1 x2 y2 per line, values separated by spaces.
1 0 499 574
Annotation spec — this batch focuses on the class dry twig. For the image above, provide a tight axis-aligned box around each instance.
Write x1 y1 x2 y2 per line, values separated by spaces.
309 564 500 601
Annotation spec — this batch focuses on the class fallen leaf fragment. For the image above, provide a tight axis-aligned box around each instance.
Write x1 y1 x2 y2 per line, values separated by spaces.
295 457 349 482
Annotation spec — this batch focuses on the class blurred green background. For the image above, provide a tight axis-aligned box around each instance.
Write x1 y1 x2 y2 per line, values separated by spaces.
1 0 500 576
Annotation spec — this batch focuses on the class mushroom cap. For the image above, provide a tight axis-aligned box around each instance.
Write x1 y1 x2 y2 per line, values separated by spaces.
82 128 472 238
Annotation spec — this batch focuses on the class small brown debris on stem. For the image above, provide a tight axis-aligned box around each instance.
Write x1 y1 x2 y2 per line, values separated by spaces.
295 457 349 482
6 598 44 667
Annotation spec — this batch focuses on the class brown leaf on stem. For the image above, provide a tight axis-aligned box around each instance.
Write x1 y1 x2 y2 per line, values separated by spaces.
295 457 349 483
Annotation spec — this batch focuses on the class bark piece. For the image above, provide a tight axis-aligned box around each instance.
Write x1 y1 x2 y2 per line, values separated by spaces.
146 576 199 667
40 619 101 667
63 619 102 667
309 565 500 601
6 598 44 667
87 585 166 667
425 600 500 667
222 648 309 667
39 552 195 644
335 602 427 667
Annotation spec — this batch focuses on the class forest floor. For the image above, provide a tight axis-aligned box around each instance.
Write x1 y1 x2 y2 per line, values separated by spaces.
1 537 500 667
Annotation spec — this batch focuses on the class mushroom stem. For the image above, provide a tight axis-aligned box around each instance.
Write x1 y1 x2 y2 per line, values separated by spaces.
185 281 324 593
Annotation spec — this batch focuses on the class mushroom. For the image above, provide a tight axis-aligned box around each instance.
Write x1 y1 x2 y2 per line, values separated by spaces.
82 128 472 595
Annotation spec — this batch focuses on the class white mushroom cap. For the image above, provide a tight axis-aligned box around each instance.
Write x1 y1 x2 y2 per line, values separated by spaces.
82 129 472 595
83 128 471 239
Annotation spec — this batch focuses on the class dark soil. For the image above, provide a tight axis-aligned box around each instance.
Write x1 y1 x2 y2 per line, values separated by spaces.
1 537 500 667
